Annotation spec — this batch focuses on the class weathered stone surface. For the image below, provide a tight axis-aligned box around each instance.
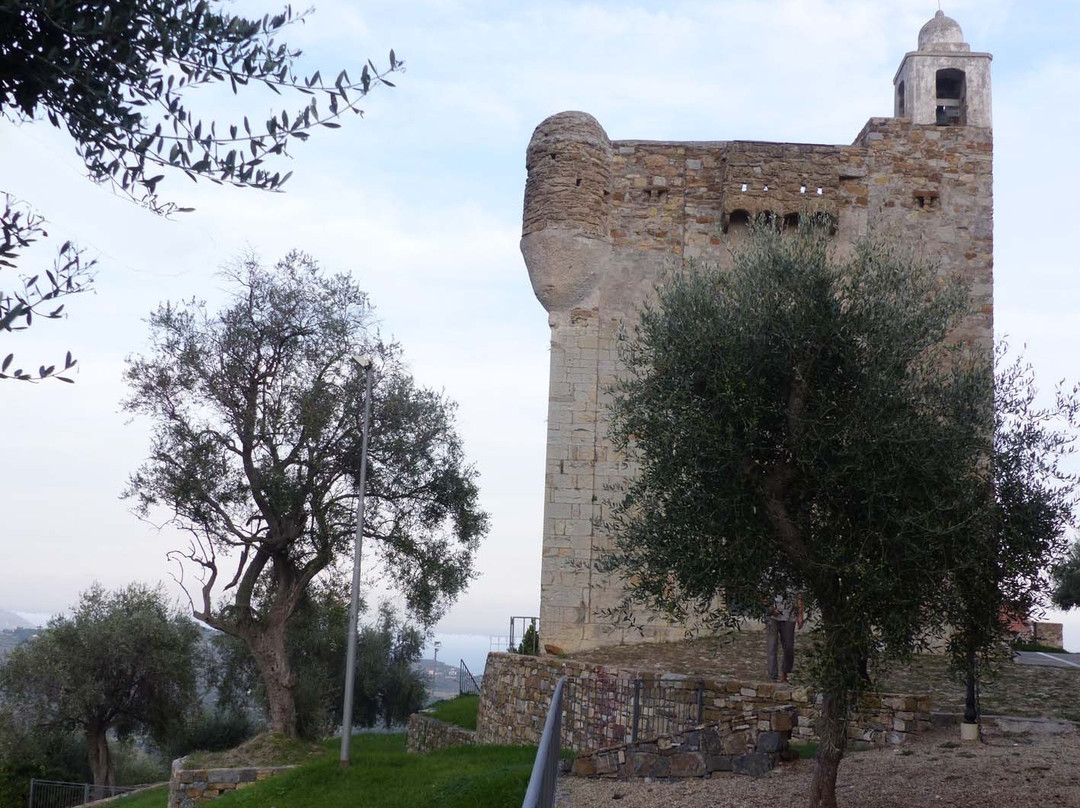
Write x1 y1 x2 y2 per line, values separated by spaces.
770 710 795 732
627 751 668 778
722 731 748 755
702 726 726 756
706 754 734 772
167 763 295 808
733 753 776 777
756 731 786 754
573 756 597 777
595 751 619 775
669 752 707 777
406 713 476 754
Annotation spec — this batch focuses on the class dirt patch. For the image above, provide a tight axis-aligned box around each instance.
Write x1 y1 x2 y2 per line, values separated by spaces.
568 632 1080 722
563 725 1080 808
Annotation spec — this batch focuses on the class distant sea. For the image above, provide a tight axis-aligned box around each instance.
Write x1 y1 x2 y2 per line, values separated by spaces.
425 632 506 678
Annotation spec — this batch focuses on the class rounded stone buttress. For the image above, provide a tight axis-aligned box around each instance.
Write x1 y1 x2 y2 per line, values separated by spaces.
521 111 613 311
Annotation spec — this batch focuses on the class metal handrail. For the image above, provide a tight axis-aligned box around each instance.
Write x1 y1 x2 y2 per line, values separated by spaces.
459 658 481 695
521 676 566 808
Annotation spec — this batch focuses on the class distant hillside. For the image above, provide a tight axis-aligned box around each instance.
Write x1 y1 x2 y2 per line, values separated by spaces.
0 608 33 631
413 657 482 702
0 627 40 661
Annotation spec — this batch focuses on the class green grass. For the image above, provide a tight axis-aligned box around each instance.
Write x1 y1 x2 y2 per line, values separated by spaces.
424 694 480 731
107 786 168 808
210 734 536 808
789 740 818 759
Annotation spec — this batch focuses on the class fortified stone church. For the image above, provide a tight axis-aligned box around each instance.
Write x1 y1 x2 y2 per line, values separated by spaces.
522 11 994 653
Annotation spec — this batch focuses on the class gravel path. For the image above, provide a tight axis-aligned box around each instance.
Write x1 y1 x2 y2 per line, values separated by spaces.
563 725 1080 807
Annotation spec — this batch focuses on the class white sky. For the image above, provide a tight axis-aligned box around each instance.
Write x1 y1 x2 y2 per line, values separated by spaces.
3 1 1080 666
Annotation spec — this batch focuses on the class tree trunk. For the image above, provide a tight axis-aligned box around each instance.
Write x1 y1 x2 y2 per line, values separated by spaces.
808 689 847 808
85 722 114 791
250 621 298 736
964 646 978 724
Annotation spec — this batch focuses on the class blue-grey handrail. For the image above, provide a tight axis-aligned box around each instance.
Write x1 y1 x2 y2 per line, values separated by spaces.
521 676 566 808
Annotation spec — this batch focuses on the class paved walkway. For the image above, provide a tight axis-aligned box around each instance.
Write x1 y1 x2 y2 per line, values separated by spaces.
1013 651 1080 669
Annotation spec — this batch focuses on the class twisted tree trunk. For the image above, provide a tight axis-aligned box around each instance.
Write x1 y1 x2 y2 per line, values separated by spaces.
808 689 847 808
85 720 114 789
250 620 298 736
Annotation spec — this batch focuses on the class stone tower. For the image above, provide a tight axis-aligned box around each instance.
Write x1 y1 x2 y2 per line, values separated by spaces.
522 12 993 653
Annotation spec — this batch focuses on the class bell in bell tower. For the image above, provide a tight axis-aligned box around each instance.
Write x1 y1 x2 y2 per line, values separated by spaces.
893 10 992 128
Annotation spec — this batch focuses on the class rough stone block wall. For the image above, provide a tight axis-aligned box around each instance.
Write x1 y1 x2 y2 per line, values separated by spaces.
476 652 932 753
406 713 477 753
167 760 293 808
572 708 796 779
1031 622 1065 650
522 111 993 654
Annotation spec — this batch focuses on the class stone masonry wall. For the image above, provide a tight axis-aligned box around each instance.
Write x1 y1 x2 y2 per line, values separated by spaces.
406 713 477 753
523 110 993 654
476 652 932 753
168 759 293 808
572 708 796 779
1031 622 1065 650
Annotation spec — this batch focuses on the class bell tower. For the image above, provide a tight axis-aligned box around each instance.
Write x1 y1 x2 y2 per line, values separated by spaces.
893 11 992 128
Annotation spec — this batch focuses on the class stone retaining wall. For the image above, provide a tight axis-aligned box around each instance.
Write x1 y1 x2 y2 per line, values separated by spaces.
573 706 796 778
1031 622 1065 650
168 759 294 808
477 652 931 752
406 713 477 753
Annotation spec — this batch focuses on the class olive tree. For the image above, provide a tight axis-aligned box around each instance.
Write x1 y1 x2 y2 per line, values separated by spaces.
602 219 1074 808
1052 541 1080 610
0 584 199 787
944 351 1078 726
123 251 486 737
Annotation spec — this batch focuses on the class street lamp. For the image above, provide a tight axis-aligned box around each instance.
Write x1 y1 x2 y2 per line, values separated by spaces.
340 354 375 768
433 640 441 688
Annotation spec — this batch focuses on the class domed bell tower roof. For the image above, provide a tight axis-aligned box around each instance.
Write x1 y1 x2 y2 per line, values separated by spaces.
917 10 970 53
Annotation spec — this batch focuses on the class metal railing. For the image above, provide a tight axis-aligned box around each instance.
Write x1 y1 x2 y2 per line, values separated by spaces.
521 676 566 808
562 676 707 751
509 616 540 653
29 780 148 808
458 658 481 695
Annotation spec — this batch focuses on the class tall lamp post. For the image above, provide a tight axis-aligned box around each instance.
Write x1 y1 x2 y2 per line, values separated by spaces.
340 354 375 768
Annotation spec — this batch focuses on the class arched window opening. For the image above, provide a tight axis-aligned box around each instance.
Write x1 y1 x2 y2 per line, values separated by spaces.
896 81 906 118
935 68 966 126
